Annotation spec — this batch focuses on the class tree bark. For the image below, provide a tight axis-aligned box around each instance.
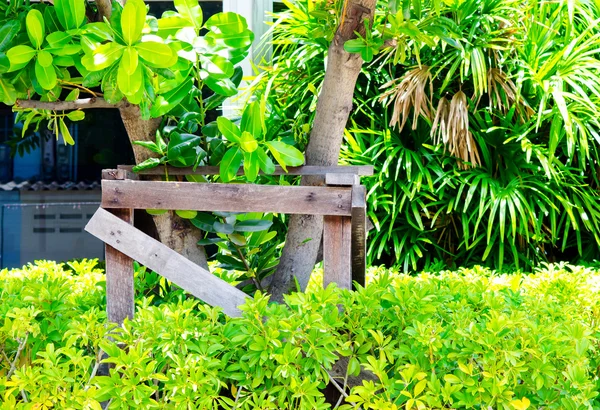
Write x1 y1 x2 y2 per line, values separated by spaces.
119 104 209 269
269 0 376 302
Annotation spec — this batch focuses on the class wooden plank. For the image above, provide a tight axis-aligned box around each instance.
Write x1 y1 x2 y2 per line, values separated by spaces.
323 215 352 290
105 208 135 325
102 180 353 216
117 165 374 177
85 208 248 317
325 173 360 186
351 185 367 288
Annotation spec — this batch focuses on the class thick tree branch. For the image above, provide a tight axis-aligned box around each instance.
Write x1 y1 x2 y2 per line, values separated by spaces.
95 0 113 21
16 98 125 111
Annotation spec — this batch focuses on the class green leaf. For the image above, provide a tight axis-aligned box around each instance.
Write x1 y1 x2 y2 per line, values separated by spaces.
117 57 143 95
133 140 163 155
7 45 36 70
167 131 202 166
150 78 193 117
174 0 203 31
121 47 139 75
65 88 80 101
58 118 75 145
37 50 53 67
344 39 365 53
191 213 217 232
176 210 197 219
204 12 254 49
54 0 85 30
266 141 304 171
200 54 234 80
220 147 242 182
156 16 190 38
234 219 273 232
46 31 72 48
0 21 21 53
135 41 176 68
243 150 259 182
256 146 275 174
26 10 45 49
240 131 258 153
0 53 10 74
146 209 168 216
0 77 17 105
132 157 161 172
216 117 241 143
241 101 262 139
204 76 237 97
81 42 124 71
121 0 146 45
67 111 85 121
35 59 57 90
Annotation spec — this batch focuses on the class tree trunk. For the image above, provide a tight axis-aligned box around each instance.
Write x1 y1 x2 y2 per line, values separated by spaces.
269 0 376 302
119 103 209 269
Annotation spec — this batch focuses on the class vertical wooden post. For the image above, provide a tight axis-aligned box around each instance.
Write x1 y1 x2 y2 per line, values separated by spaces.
102 170 135 325
351 184 367 288
323 215 352 289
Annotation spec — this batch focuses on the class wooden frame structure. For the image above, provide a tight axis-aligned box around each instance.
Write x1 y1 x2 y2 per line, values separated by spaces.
85 165 372 324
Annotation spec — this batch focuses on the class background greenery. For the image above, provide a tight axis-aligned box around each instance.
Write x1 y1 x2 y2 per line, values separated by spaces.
252 0 600 272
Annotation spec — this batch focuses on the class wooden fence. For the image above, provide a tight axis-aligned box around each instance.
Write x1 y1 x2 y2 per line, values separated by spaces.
85 165 372 324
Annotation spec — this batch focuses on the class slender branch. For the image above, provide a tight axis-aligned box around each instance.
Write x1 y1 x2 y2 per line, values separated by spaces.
323 365 349 399
16 98 125 111
7 333 28 378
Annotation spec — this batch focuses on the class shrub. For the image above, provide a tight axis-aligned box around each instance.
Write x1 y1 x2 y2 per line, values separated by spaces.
1 260 600 409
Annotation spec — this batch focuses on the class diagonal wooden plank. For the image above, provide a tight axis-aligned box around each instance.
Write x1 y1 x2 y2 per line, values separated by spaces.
85 208 248 317
101 180 353 216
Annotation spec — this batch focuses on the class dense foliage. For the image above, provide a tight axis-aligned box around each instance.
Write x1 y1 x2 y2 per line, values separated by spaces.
1 260 600 408
253 0 600 271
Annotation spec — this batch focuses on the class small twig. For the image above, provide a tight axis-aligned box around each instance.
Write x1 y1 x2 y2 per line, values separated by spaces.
234 244 263 292
20 389 28 403
232 385 244 409
84 351 102 391
323 365 349 399
7 333 28 378
1 349 11 366
16 98 125 111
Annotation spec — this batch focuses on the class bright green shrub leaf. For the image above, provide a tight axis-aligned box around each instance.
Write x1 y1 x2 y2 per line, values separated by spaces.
121 0 146 45
54 55 75 66
243 150 259 182
67 110 85 121
117 58 143 95
133 140 163 155
220 147 242 182
240 131 258 153
167 131 202 166
256 147 275 174
204 12 254 49
135 41 176 68
82 23 113 41
82 42 124 71
216 117 241 143
204 75 237 97
54 0 85 30
344 39 365 53
175 210 197 219
132 157 161 172
235 218 272 232
35 59 57 90
0 77 17 105
146 209 167 215
46 31 71 47
37 50 53 67
174 0 203 30
0 21 21 53
46 44 81 56
0 52 9 74
150 78 193 117
200 54 234 80
26 10 45 49
121 47 139 75
156 16 189 38
241 101 262 139
266 141 304 171
58 118 75 144
7 44 36 70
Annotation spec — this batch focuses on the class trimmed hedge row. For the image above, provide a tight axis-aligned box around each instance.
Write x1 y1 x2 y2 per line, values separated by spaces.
1 260 600 409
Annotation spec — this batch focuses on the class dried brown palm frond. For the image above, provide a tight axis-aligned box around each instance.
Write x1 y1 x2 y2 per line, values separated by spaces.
431 91 481 169
379 66 433 132
485 68 534 120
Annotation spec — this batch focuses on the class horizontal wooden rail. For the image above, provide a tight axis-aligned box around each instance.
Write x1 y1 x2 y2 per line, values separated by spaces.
102 180 353 216
117 165 374 177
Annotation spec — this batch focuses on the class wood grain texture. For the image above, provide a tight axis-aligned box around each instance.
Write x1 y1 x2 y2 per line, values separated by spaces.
86 208 248 317
325 173 360 186
105 208 135 325
117 165 374 177
323 215 352 290
101 180 353 216
351 185 367 288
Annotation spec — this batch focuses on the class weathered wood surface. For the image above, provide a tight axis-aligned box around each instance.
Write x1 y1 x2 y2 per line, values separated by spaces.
102 180 353 216
85 208 248 317
351 185 367 288
323 215 352 290
104 208 135 325
117 165 374 177
325 173 360 186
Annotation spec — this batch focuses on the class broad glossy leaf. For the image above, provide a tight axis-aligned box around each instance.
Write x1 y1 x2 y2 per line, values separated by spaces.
132 158 161 172
46 44 81 56
167 131 201 166
26 10 45 49
121 0 146 45
54 0 81 30
7 45 36 71
67 110 85 121
35 59 57 90
0 53 9 74
205 12 246 34
234 218 272 232
241 101 262 139
240 131 258 153
53 55 75 66
0 77 17 105
191 213 217 232
121 47 138 75
46 31 71 48
58 118 75 145
174 0 203 30
255 146 275 174
204 75 237 97
176 210 197 219
117 59 143 96
216 117 241 143
147 209 168 216
37 50 53 67
243 150 259 182
214 221 234 234
220 147 242 182
156 16 190 38
150 78 193 117
0 21 21 53
266 141 304 171
82 42 124 71
200 54 234 80
135 41 176 68
82 23 113 42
